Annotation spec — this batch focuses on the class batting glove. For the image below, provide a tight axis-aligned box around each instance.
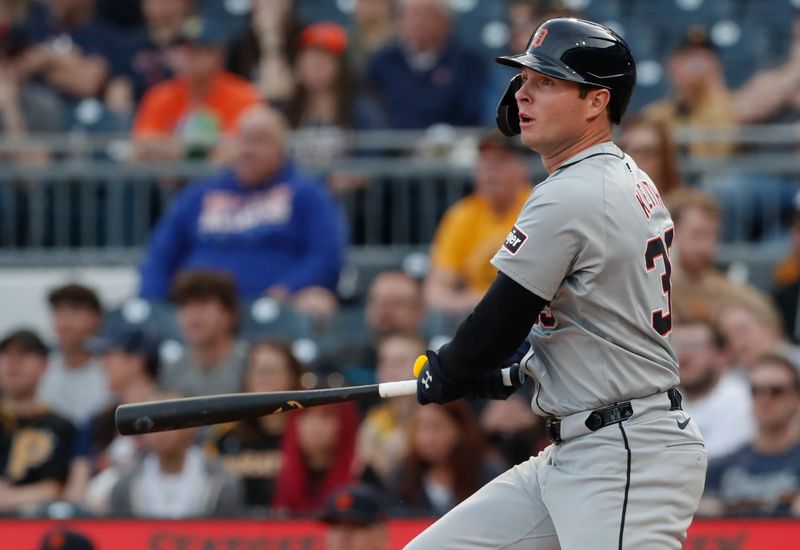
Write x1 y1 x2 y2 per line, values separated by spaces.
414 351 465 405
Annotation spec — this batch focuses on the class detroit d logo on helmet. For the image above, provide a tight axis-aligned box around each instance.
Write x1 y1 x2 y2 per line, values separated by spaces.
531 28 548 48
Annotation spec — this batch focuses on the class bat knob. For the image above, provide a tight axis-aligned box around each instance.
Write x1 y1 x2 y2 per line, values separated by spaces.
413 355 427 378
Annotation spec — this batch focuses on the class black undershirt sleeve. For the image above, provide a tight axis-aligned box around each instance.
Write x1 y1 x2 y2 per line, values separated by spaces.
435 271 549 382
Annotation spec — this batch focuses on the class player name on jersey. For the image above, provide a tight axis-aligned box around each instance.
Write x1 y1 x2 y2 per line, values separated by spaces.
634 179 665 220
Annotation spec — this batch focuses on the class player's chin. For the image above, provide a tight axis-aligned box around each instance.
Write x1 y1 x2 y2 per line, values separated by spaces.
518 129 538 150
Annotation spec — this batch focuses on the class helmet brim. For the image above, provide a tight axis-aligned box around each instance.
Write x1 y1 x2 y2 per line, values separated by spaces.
496 53 604 89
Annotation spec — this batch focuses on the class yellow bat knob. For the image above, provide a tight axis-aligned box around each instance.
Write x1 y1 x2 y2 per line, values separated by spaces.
413 355 428 378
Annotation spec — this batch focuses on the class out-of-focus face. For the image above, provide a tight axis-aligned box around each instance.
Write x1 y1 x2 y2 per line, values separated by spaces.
177 298 235 348
621 124 662 184
143 426 196 459
413 405 459 465
400 0 449 53
668 48 720 104
171 43 224 83
354 0 393 26
673 323 718 389
142 0 190 28
717 307 779 369
51 305 101 352
296 48 340 92
297 407 341 460
507 3 537 53
0 348 47 399
749 362 800 432
326 523 387 550
366 274 423 336
50 0 89 22
474 147 526 208
674 206 719 276
103 350 144 395
231 108 285 186
376 336 423 384
245 346 295 393
515 68 601 156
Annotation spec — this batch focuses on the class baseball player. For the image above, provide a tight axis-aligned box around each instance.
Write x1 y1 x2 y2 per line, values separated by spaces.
409 18 707 549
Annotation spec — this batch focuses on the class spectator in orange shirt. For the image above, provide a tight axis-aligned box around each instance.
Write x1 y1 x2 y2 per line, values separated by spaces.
132 16 262 162
424 131 531 318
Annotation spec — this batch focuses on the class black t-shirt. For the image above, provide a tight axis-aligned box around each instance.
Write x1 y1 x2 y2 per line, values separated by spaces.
0 404 76 486
215 421 284 509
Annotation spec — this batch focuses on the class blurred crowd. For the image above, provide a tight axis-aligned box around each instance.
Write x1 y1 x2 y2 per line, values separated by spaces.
3 0 800 526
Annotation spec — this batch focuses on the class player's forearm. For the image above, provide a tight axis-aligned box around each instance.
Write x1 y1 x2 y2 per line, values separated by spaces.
436 271 546 381
0 480 61 511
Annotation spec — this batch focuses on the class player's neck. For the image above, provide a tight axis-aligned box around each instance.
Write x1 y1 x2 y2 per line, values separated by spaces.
541 126 613 174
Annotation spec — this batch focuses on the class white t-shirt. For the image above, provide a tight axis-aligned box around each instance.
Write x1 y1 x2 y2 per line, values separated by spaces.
683 372 755 460
37 353 111 426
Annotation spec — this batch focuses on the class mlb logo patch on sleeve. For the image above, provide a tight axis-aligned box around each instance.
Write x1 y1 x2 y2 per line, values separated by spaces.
504 225 527 255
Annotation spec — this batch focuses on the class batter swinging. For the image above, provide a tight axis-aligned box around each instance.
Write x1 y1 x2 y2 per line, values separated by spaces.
409 18 707 549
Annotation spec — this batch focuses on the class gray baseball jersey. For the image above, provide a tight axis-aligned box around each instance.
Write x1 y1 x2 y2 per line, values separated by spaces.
491 141 679 417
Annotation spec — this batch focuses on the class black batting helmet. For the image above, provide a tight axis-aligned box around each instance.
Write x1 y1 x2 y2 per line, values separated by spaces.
495 18 636 136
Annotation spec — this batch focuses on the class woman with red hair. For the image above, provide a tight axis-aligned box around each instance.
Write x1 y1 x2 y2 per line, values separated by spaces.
272 401 360 515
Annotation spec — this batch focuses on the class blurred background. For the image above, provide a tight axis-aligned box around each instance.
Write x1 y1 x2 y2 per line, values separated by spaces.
1 0 800 546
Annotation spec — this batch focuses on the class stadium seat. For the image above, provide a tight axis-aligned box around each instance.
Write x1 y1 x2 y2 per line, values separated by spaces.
102 298 182 342
240 297 315 341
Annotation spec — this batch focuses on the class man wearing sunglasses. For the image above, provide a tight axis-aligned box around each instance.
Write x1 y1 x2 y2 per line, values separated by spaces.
700 353 800 517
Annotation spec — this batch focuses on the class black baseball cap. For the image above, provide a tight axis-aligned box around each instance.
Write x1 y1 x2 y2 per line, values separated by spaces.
40 528 95 550
0 329 49 357
87 326 160 378
321 484 387 526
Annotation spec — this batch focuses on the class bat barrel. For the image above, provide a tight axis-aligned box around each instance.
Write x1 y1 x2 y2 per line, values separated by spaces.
115 384 381 435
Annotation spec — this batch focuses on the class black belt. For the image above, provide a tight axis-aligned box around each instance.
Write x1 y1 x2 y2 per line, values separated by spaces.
545 388 683 445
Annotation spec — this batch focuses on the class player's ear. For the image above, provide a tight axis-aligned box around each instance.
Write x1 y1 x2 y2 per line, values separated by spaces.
586 88 611 121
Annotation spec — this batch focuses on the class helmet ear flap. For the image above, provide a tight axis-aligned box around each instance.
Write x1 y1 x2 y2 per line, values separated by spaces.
496 74 522 137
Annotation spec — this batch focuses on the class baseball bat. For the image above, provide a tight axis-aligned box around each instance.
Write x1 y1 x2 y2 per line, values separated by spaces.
115 365 523 435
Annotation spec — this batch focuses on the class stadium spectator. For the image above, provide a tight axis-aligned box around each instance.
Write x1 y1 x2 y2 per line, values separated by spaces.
226 0 299 104
365 0 486 129
106 0 193 111
37 283 111 426
210 340 303 512
19 0 122 101
158 270 247 397
347 0 396 79
357 333 424 488
286 22 383 163
39 527 96 550
0 23 66 161
479 390 546 468
319 271 425 383
773 193 800 342
700 354 800 517
667 188 765 322
322 483 389 550
673 317 755 459
272 402 359 515
390 401 505 516
425 132 530 318
0 329 75 514
109 390 244 518
67 326 161 511
138 104 346 304
733 11 800 125
131 15 262 161
619 117 682 196
716 292 800 374
643 28 737 158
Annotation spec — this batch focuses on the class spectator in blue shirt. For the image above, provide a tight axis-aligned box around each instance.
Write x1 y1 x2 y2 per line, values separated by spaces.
365 0 486 129
700 353 800 517
138 104 346 309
